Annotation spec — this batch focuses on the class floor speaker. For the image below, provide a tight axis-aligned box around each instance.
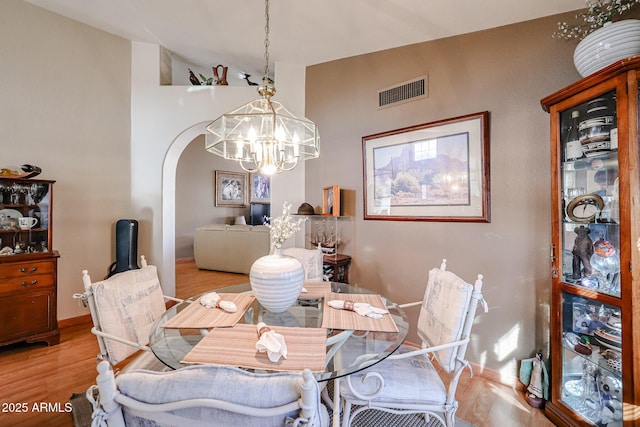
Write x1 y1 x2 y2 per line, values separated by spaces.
107 219 140 278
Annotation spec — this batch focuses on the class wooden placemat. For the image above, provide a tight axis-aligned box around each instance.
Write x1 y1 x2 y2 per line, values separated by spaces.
181 323 327 372
299 282 331 299
321 292 399 332
161 293 254 329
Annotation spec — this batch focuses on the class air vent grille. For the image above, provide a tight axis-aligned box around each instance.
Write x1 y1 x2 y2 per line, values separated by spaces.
378 75 428 108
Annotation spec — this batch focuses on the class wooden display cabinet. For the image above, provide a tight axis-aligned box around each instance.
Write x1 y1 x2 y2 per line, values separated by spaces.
541 58 640 426
0 177 59 346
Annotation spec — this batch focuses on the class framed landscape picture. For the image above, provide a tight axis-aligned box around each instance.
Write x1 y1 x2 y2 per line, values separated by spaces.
215 170 248 207
363 111 490 222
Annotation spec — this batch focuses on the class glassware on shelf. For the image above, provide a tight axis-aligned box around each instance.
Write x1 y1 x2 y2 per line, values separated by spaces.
565 110 584 161
560 293 623 424
308 217 341 254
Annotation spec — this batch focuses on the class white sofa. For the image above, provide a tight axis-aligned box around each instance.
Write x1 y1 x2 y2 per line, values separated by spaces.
194 224 270 274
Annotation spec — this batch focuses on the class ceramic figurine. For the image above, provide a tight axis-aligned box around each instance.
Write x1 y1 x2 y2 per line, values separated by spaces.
241 72 258 86
188 68 201 85
213 64 228 85
572 226 594 279
519 350 549 408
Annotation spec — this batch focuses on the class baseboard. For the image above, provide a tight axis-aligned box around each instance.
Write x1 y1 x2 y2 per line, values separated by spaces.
176 257 195 264
59 314 92 328
469 361 524 391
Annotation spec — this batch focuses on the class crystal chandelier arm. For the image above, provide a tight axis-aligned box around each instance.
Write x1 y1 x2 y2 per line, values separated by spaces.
238 159 260 174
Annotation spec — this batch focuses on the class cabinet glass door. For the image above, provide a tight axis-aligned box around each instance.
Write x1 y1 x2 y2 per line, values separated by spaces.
560 90 620 297
560 292 622 424
557 89 623 424
0 179 52 255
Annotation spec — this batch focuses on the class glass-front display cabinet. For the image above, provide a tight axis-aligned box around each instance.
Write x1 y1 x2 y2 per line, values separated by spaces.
0 177 53 254
541 60 640 426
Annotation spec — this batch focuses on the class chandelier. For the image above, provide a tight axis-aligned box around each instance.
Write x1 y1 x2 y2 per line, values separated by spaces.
205 0 320 175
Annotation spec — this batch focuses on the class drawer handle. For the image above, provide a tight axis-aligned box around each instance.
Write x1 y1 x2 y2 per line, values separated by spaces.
20 280 38 287
19 267 38 274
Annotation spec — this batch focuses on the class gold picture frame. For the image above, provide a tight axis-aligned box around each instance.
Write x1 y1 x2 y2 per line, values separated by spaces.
323 185 340 216
215 170 248 207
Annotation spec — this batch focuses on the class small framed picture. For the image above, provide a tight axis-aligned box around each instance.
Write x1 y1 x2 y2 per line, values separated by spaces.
323 185 340 216
215 170 248 207
250 173 271 203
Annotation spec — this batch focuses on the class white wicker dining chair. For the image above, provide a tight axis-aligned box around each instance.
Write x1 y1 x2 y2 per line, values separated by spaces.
282 246 326 282
337 259 488 427
73 255 183 371
88 360 328 427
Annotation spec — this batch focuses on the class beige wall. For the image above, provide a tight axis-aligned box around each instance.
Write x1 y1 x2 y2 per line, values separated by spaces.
0 1 131 320
305 14 582 376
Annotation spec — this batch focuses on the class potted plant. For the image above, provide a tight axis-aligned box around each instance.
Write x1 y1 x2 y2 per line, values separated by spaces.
554 0 640 77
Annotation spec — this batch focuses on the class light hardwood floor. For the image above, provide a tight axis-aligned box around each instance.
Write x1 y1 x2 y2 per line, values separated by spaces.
0 260 553 426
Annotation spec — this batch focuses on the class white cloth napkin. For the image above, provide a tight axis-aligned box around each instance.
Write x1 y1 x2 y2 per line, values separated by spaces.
327 300 388 319
255 322 287 362
200 292 237 313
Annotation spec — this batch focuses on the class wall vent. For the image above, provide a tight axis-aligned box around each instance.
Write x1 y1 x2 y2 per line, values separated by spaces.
378 75 428 109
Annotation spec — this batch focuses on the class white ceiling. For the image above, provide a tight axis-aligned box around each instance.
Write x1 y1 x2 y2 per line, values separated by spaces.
26 0 583 78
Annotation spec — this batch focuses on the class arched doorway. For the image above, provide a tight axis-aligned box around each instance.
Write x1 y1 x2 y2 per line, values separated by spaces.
161 121 208 296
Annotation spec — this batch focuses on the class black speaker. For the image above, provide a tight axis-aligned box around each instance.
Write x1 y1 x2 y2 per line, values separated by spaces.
107 219 140 278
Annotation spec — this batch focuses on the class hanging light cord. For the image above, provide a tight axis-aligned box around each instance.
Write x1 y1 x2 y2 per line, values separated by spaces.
263 0 270 83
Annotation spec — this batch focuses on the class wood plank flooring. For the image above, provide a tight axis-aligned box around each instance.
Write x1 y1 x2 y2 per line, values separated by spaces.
0 260 553 426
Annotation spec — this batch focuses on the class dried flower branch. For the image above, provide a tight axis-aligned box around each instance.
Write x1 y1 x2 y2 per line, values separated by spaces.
265 202 306 249
554 0 640 40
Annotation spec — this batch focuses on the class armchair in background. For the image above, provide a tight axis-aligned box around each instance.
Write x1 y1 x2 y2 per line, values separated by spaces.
282 246 326 282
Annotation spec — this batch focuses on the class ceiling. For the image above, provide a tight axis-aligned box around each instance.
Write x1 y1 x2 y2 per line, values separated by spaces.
26 0 584 79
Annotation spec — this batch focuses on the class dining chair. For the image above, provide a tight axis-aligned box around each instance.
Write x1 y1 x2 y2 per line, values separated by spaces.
337 259 488 427
74 255 183 371
88 360 329 427
282 246 326 282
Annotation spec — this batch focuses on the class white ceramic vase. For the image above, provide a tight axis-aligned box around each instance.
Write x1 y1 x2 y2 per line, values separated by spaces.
250 247 305 313
574 19 640 78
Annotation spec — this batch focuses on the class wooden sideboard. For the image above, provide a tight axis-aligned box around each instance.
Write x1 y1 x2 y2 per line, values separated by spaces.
0 177 59 347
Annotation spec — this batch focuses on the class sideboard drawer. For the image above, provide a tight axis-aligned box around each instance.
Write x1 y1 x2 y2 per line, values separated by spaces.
0 273 55 293
0 260 55 280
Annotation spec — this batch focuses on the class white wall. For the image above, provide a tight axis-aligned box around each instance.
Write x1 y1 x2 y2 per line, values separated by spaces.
131 42 308 296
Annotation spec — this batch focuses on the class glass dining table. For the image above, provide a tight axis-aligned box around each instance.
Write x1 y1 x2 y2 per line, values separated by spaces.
148 281 409 426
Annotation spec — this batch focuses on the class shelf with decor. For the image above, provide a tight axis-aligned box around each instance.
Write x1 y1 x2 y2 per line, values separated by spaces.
540 57 640 426
293 214 353 283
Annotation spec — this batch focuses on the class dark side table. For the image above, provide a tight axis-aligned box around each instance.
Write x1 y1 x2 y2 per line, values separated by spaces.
323 254 352 284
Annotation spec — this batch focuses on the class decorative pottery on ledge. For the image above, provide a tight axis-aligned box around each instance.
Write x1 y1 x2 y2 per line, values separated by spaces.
574 19 640 77
250 247 304 313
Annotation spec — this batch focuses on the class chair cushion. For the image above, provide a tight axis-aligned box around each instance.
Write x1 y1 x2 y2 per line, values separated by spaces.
417 268 473 372
339 343 446 405
282 247 324 281
116 365 325 426
92 265 167 365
